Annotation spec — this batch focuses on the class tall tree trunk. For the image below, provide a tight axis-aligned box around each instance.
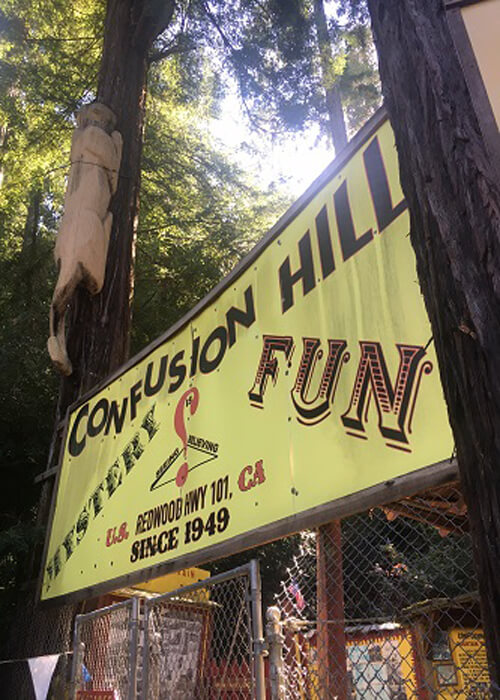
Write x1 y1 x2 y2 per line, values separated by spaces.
367 0 500 691
22 189 41 252
60 0 150 412
9 2 177 687
21 189 41 303
0 125 7 189
36 0 177 563
55 0 174 413
312 0 348 153
23 3 151 647
36 0 155 571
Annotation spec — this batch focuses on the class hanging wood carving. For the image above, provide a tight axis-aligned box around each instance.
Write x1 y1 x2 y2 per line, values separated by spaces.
48 103 122 375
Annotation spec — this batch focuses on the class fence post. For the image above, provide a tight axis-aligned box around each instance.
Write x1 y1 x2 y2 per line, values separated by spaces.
249 559 266 700
317 521 348 698
141 598 150 700
128 597 139 700
266 606 286 700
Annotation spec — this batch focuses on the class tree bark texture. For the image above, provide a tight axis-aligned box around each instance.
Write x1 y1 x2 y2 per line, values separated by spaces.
367 0 500 691
59 0 174 414
12 4 176 685
59 0 147 413
312 0 348 153
36 0 176 565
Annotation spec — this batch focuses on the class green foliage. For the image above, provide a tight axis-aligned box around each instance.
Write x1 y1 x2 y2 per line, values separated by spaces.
332 22 381 135
0 521 44 594
342 512 476 620
0 0 291 616
0 235 58 514
0 1 102 238
186 0 380 140
133 59 290 349
0 0 380 629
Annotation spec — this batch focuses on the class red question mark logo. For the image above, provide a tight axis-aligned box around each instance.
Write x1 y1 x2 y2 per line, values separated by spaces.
174 387 200 487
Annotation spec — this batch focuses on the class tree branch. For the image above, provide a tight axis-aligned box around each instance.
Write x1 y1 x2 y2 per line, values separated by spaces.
199 0 237 53
149 36 194 64
132 0 176 48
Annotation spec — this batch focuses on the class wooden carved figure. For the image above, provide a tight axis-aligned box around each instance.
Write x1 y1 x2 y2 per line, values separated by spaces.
48 102 122 375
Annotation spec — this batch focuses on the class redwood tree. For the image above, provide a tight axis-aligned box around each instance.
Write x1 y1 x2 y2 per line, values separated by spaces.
61 0 175 410
366 0 500 689
312 0 348 152
17 6 178 686
37 0 178 593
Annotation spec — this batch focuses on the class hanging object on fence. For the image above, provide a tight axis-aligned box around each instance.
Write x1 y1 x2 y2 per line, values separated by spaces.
28 654 60 700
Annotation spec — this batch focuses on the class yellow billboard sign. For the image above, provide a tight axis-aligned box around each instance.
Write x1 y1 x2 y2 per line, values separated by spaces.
41 112 453 602
432 628 490 698
346 630 420 699
303 627 420 699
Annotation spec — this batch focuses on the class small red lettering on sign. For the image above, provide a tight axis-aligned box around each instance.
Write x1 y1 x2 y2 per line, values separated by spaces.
238 460 266 491
105 522 129 547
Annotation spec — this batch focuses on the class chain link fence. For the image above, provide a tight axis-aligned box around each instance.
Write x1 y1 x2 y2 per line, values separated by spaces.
0 478 490 700
0 596 75 699
267 480 491 699
141 561 264 699
72 597 139 700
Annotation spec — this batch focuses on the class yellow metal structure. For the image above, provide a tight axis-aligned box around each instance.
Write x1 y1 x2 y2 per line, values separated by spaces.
131 567 209 594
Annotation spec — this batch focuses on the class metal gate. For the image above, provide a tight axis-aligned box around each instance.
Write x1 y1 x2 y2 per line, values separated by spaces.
71 597 139 699
71 561 265 699
141 560 265 699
